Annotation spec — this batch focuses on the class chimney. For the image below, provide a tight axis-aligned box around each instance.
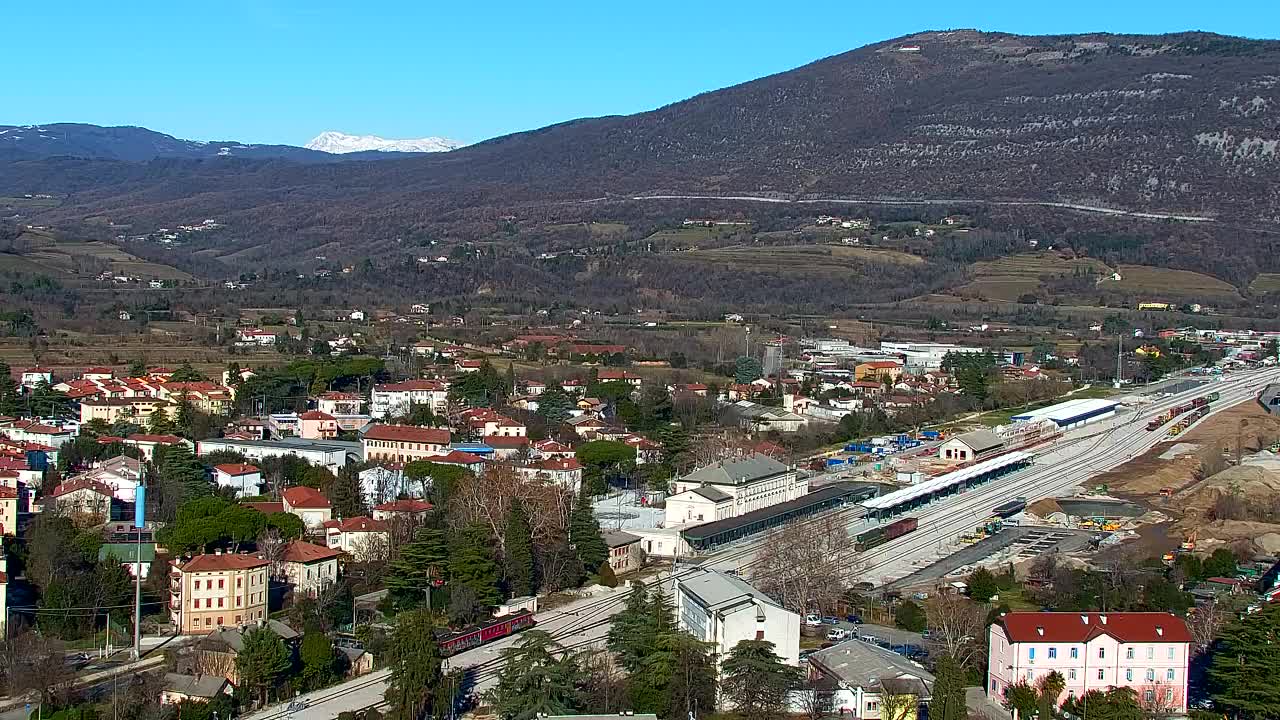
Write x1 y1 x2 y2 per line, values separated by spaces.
1100 614 1108 625
215 548 223 555
1081 615 1089 624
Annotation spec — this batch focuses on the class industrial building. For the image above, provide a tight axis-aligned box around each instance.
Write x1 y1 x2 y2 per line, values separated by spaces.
879 341 985 372
1010 398 1119 429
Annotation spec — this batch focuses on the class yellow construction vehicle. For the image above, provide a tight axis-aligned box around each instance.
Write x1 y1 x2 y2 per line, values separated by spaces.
1181 530 1198 552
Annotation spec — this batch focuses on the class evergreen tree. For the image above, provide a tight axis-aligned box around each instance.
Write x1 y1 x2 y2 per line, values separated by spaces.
488 630 580 720
328 465 367 519
569 491 608 574
27 379 70 418
159 443 213 503
930 655 968 720
0 362 20 416
596 560 618 588
448 524 501 613
719 639 804 720
236 627 292 707
606 581 653 672
505 362 516 396
1210 603 1280 720
895 599 927 632
386 527 449 608
967 567 998 602
504 502 536 598
300 628 337 690
534 388 573 423
170 363 205 382
735 356 764 384
384 609 443 720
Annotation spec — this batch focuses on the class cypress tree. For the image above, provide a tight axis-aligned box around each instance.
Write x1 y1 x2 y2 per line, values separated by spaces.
328 465 367 519
448 524 501 609
569 491 607 574
504 501 536 598
386 527 449 608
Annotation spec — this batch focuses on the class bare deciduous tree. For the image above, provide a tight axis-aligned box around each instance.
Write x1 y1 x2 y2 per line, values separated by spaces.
924 592 985 667
750 515 864 614
1186 603 1227 655
257 528 286 579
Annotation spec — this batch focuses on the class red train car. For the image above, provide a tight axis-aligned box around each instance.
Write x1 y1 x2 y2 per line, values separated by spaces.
438 610 536 656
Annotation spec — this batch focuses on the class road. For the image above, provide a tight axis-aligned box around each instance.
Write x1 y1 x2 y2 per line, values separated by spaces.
248 367 1276 720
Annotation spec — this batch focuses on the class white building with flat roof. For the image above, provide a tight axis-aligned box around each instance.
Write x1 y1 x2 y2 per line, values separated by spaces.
879 342 985 372
674 568 800 668
1010 398 1119 429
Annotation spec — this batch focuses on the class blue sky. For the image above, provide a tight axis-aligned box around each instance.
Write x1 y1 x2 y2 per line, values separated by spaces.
7 0 1277 146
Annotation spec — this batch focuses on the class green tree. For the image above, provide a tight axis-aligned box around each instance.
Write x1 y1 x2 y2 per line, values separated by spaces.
386 527 449 608
596 560 618 588
931 655 968 720
27 379 70 417
569 491 608 575
606 581 654 671
170 363 206 382
719 639 804 720
236 627 292 707
448 524 501 621
967 567 999 602
895 600 926 632
0 361 20 416
1061 687 1144 720
159 443 213 503
1142 576 1193 614
267 511 305 540
1004 682 1039 720
534 387 573 424
1209 603 1280 720
575 440 636 495
735 356 764 384
1203 548 1238 578
328 465 368 519
300 628 337 689
1038 670 1066 719
384 609 443 720
403 461 467 505
504 502 536 598
488 630 580 720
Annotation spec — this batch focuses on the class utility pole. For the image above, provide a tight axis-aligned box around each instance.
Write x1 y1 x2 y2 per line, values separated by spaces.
1113 332 1124 389
132 471 146 661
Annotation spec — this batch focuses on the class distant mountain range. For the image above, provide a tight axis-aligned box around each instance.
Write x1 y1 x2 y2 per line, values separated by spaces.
0 123 457 162
3 30 1280 283
304 131 463 154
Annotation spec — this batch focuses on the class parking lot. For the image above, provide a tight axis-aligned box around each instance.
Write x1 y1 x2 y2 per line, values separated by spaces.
883 525 1097 591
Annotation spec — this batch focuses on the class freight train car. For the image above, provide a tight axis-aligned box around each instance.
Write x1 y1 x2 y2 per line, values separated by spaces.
991 497 1028 518
855 517 919 551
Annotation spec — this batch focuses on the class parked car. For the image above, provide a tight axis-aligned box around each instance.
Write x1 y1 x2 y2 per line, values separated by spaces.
845 614 864 624
805 614 822 627
821 616 841 625
827 628 850 641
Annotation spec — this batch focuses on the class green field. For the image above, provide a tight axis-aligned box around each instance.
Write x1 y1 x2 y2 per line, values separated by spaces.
1249 273 1280 294
957 252 1113 301
673 244 923 274
1114 264 1241 301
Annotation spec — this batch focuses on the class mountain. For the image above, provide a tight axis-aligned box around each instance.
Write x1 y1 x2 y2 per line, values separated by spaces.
304 131 463 154
4 30 1280 281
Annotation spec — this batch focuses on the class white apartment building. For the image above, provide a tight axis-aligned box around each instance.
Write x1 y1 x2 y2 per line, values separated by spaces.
988 612 1191 714
370 380 449 419
879 341 985 372
674 568 800 667
666 454 808 527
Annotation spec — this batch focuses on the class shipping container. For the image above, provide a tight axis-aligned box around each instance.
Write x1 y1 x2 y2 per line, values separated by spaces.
991 498 1028 518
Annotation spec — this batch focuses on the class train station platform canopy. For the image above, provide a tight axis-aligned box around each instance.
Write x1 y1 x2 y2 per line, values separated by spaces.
681 481 877 552
860 451 1031 511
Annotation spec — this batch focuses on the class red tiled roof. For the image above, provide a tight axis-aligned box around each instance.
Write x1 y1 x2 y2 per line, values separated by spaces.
83 366 114 374
374 380 447 392
50 477 114 498
533 440 572 452
997 612 1191 644
484 435 529 449
126 434 185 444
279 540 341 563
431 450 485 466
298 410 336 421
373 498 433 513
176 553 269 573
530 457 582 472
860 361 902 369
242 501 285 515
97 436 126 444
283 486 331 509
363 424 450 445
214 464 260 476
323 516 389 533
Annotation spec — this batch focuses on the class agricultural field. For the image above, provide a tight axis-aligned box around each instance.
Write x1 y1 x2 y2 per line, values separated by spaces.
2 229 194 281
546 222 629 236
1113 264 1242 302
674 244 921 274
1249 273 1280 294
0 196 61 211
955 252 1112 301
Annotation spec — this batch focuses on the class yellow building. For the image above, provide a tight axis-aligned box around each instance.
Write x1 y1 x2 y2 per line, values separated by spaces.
170 552 269 634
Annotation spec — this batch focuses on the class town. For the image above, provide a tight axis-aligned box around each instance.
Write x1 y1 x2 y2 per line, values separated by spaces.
1 307 1279 720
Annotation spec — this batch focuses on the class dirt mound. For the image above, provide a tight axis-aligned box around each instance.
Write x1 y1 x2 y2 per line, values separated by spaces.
1176 464 1280 518
1028 498 1062 517
1168 519 1280 554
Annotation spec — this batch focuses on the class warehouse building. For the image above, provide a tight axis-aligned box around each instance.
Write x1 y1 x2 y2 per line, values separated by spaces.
1011 398 1119 429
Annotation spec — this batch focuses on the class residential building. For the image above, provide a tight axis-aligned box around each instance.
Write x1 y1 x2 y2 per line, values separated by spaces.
855 361 905 383
362 424 451 463
423 450 485 474
0 419 75 448
938 430 1005 464
485 435 530 460
316 391 363 416
279 540 341 596
809 640 934 719
48 478 112 522
880 342 984 372
159 381 235 415
674 568 800 667
169 552 269 634
568 415 608 438
236 328 277 346
124 433 190 461
724 400 807 433
987 612 1191 714
79 397 172 426
516 457 583 493
459 408 527 438
213 464 263 498
298 410 339 439
372 498 433 521
19 367 53 389
197 437 360 473
371 380 449 419
160 674 232 705
75 455 143 501
323 517 390 561
597 369 643 386
670 454 808 521
602 530 643 575
532 439 575 459
100 543 157 578
282 486 333 529
193 620 299 684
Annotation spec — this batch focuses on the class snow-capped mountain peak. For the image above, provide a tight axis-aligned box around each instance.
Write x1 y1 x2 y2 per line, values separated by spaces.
304 131 463 154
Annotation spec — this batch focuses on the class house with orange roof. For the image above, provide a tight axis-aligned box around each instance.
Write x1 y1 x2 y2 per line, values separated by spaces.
124 433 191 461
213 464 263 498
362 424 451 463
169 551 269 633
278 540 341 596
316 391 362 416
516 457 583 493
19 367 52 389
323 517 390 561
372 498 433 521
298 410 339 440
282 486 332 529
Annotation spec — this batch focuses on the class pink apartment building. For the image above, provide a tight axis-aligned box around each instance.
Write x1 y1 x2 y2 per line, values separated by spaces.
988 612 1191 714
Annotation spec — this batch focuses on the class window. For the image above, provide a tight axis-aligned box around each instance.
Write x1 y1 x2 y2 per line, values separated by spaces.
1125 648 1134 659
1147 647 1155 660
1029 648 1036 660
217 598 224 608
1097 669 1104 680
206 598 212 608
867 702 878 713
1166 669 1175 681
236 615 242 623
1166 689 1174 703
1048 648 1057 659
1145 690 1155 703
756 631 765 640
1125 669 1133 682
236 597 242 607
1168 646 1176 660
1070 648 1079 659
237 577 242 588
1068 670 1077 680
1146 669 1155 682
1099 648 1106 659
217 616 223 625
1026 670 1034 681
205 618 211 626
991 680 998 693
218 579 225 589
